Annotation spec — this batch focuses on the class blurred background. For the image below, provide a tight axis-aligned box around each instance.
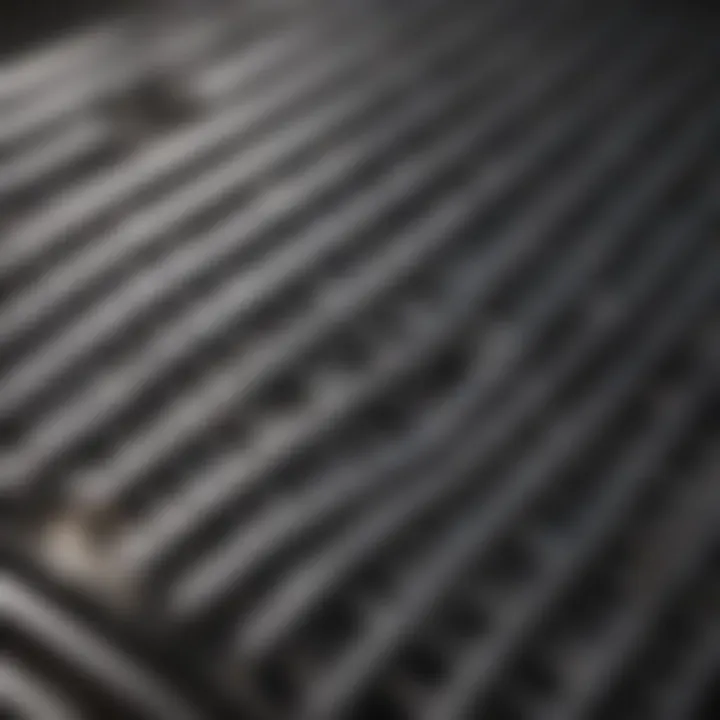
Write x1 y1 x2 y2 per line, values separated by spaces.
1 1 718 719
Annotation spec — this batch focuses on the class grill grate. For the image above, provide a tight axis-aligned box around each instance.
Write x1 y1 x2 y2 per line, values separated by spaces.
2 1 718 719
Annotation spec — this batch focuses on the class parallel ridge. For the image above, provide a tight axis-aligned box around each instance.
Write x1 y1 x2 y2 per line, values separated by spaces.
1 1 719 719
476 443 720 720
0 566 214 719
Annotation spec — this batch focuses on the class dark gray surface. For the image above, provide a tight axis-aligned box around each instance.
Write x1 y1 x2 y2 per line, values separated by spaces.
2 1 718 718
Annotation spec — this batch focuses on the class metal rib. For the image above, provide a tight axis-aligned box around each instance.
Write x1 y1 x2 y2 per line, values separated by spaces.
550 450 719 720
61 17 665 514
296 251 719 720
0 0 537 411
138 83 720 607
422 360 717 720
228 211 718 667
0 0 459 286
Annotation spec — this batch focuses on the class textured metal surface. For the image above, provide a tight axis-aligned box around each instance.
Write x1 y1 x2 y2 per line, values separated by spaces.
2 0 719 718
